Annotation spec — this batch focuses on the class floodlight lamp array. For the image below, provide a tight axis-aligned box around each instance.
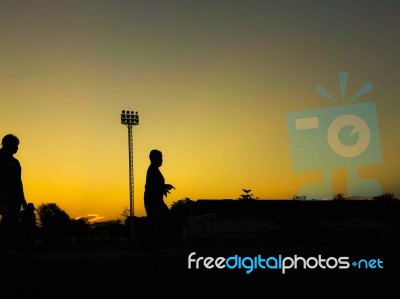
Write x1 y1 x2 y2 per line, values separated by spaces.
121 110 139 125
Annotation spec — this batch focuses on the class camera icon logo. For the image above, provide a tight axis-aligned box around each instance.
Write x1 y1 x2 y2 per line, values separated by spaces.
286 72 382 199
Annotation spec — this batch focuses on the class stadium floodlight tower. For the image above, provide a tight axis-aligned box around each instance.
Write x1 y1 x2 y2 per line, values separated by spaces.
121 109 139 236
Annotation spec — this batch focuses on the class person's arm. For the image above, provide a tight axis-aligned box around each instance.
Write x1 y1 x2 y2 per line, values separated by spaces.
165 184 175 190
163 184 175 197
20 183 28 209
17 161 27 208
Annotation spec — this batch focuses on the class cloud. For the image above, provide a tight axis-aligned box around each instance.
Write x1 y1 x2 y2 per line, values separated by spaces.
75 214 104 222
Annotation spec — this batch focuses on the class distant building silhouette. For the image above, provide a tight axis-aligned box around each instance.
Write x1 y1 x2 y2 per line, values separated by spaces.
185 199 400 240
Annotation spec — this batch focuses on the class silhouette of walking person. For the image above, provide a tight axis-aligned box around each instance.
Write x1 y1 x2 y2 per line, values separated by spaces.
142 149 175 250
0 134 28 256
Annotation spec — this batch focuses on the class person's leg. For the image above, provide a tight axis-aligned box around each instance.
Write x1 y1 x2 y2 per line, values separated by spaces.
158 205 172 240
1 195 22 255
2 213 20 256
142 204 160 249
143 204 171 249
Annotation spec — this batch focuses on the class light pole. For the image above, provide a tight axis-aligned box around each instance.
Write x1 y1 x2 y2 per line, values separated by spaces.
121 110 139 236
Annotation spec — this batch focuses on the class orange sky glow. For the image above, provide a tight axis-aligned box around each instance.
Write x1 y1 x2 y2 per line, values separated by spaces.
1 1 399 220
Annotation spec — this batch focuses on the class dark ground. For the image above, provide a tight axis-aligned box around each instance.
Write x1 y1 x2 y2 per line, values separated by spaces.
3 199 400 296
1 231 398 297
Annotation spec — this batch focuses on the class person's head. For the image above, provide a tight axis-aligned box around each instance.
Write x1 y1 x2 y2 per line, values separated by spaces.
149 149 163 167
1 134 19 155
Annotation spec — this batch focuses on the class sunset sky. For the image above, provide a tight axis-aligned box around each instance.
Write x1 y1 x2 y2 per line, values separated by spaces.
1 0 399 220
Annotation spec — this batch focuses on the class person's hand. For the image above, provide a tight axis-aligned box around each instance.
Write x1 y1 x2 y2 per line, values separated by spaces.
164 184 175 197
165 184 175 191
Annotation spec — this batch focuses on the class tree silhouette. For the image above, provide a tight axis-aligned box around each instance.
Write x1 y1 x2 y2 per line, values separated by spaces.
238 189 258 200
373 193 398 201
333 193 345 201
120 206 131 218
292 195 307 200
37 203 72 237
119 207 147 236
170 198 195 235
170 197 195 211
70 218 90 237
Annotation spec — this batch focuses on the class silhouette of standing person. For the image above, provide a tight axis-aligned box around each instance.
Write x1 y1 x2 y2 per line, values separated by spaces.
143 149 175 249
0 134 28 256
